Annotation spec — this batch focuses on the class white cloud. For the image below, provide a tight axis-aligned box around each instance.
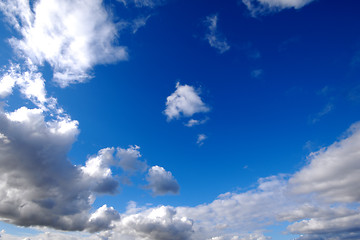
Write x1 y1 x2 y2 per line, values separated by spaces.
184 118 208 127
242 0 315 17
0 63 47 109
204 14 230 54
290 122 360 203
146 166 180 196
0 0 127 87
196 134 207 146
164 82 210 121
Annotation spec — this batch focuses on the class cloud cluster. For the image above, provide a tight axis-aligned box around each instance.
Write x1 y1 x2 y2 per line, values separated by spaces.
164 82 209 121
0 105 117 232
2 120 360 239
0 0 127 87
204 14 230 54
242 0 315 17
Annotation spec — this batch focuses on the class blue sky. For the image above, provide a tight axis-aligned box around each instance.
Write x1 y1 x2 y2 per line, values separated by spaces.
0 0 360 239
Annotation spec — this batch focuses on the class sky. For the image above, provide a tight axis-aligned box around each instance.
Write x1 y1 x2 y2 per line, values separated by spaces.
0 0 360 239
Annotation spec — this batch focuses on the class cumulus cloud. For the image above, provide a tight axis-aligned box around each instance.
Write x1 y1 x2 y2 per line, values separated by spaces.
146 166 180 196
116 145 148 173
0 0 127 87
164 82 210 121
111 205 193 240
204 14 230 54
242 0 315 17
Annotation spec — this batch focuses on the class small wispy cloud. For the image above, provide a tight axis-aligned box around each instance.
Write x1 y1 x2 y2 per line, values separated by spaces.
241 0 315 17
184 117 209 127
118 0 166 8
197 134 207 146
251 69 263 79
309 103 334 124
204 14 230 54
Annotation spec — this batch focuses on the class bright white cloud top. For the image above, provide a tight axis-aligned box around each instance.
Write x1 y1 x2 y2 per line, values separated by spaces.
0 0 127 87
0 0 359 239
164 82 210 121
242 0 316 16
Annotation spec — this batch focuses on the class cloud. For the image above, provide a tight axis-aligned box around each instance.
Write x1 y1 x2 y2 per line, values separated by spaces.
204 14 230 54
118 0 166 8
196 134 207 146
241 0 315 17
0 0 127 87
164 82 210 121
116 145 148 173
146 166 180 196
309 103 334 124
290 122 360 203
184 118 208 127
109 205 193 240
250 69 263 79
0 106 93 231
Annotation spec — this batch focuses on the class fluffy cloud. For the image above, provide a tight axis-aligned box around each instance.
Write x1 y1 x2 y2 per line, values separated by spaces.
111 205 193 240
164 82 210 121
242 0 315 17
204 14 230 54
146 166 180 196
0 0 127 87
117 145 148 173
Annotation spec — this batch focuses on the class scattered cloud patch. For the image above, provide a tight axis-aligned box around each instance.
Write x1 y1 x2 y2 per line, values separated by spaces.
164 82 210 121
309 103 334 124
146 166 180 196
251 69 263 79
118 0 166 8
184 117 208 127
204 14 230 54
0 0 128 87
131 15 152 33
241 0 315 17
196 134 207 146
